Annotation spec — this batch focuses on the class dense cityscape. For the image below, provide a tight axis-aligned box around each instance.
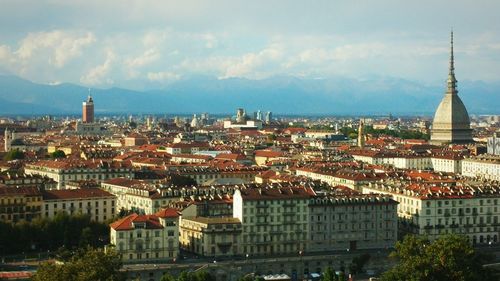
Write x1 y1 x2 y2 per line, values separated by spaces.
1 1 500 281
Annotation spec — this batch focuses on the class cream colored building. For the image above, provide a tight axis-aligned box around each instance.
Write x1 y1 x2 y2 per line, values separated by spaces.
41 188 116 222
109 208 180 263
308 194 398 251
179 217 242 257
431 154 463 174
101 178 237 214
233 185 314 256
363 179 500 244
25 160 132 189
0 186 42 223
462 155 500 181
295 167 385 191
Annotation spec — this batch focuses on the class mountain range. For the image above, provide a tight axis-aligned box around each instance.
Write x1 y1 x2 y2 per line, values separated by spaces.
0 75 498 116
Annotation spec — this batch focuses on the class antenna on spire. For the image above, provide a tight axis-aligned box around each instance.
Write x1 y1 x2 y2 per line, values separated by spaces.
446 30 458 95
87 88 93 102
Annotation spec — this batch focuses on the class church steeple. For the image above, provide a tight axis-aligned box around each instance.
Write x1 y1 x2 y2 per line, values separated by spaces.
446 30 458 95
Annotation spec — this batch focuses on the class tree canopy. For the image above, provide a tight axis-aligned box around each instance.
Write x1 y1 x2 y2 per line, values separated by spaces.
3 149 25 160
0 212 109 255
50 150 66 159
380 234 493 281
32 247 125 281
160 271 216 281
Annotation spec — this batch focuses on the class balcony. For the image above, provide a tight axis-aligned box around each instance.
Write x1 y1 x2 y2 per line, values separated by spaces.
282 203 296 208
256 212 268 217
283 212 295 216
435 224 445 229
423 225 433 230
256 204 269 208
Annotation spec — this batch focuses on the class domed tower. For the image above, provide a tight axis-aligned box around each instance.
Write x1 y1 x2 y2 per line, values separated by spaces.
430 32 473 145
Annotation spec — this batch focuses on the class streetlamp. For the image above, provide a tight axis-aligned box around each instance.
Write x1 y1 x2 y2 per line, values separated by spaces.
298 250 303 279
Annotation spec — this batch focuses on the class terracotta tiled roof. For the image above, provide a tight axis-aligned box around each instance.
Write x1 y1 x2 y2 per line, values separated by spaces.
238 185 316 200
155 208 180 218
255 150 283 158
42 188 114 200
110 213 163 231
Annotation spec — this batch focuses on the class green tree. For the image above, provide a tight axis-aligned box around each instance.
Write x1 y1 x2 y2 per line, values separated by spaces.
3 149 24 160
32 247 125 281
161 271 216 281
348 253 370 275
160 273 176 281
79 227 93 247
51 150 66 159
380 234 493 281
321 267 337 281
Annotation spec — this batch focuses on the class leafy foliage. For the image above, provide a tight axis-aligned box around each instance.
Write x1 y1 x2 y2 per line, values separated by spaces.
348 253 371 275
3 149 25 160
32 247 124 281
50 150 66 159
340 126 429 140
0 212 109 255
364 125 429 140
160 271 216 281
320 267 348 281
380 234 493 281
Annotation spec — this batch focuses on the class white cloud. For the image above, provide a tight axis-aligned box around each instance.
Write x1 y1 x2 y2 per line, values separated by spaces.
222 43 284 78
125 48 161 68
147 71 180 82
15 30 95 67
80 50 115 85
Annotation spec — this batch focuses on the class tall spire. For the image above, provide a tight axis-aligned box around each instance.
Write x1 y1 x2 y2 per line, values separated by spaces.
87 88 93 103
447 30 458 95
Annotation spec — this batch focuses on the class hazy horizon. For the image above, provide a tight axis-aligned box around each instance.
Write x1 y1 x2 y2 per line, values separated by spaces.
1 0 500 92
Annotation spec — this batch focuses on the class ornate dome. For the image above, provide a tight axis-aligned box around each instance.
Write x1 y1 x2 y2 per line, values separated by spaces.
432 93 471 130
431 32 473 145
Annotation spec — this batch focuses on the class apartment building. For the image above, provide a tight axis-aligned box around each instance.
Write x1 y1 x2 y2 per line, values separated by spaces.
308 192 398 251
295 167 388 191
179 217 242 257
109 208 180 263
25 160 133 189
0 185 42 223
364 179 500 244
430 153 464 174
101 178 237 214
174 166 266 185
41 188 116 222
233 183 315 256
462 154 500 181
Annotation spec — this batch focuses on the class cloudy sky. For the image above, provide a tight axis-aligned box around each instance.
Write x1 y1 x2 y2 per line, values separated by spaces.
0 0 499 90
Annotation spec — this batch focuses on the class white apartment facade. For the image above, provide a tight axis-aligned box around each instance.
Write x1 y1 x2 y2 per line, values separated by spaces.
462 155 500 181
41 188 116 222
109 208 180 263
364 180 500 244
25 160 132 189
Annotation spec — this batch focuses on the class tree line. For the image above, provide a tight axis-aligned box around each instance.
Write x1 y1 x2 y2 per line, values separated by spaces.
0 212 109 256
